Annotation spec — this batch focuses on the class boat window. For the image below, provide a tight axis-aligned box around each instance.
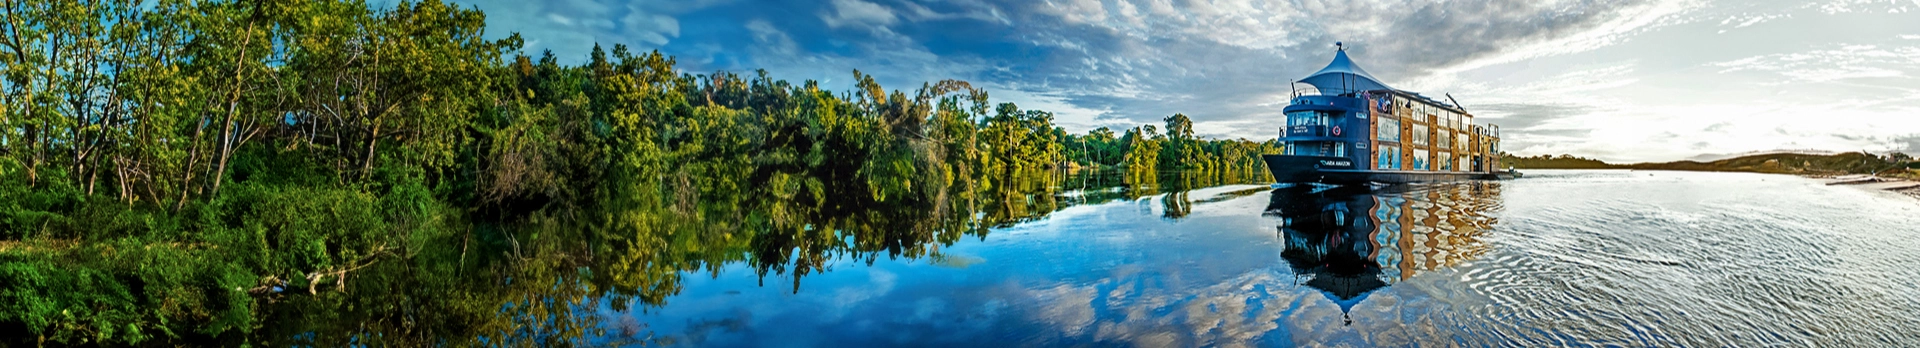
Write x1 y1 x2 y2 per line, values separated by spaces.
1377 119 1400 142
1287 111 1332 127
1376 146 1401 169
1288 141 1334 157
1286 111 1309 126
1334 142 1347 158
1411 124 1429 146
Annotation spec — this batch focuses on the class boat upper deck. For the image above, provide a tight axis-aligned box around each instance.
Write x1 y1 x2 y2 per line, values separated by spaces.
1274 44 1506 175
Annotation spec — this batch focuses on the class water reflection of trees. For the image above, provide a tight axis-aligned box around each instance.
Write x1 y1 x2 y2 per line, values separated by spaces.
1265 182 1504 324
247 169 1264 344
744 169 1270 290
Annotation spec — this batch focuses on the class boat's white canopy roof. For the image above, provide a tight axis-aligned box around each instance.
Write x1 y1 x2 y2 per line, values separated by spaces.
1298 49 1391 96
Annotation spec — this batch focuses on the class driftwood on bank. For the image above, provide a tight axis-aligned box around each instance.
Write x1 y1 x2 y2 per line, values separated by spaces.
248 245 394 298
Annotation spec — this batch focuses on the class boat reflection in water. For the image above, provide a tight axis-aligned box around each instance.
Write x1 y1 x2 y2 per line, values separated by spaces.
1265 182 1502 325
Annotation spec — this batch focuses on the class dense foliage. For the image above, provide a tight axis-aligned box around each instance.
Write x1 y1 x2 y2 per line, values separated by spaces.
0 0 1280 344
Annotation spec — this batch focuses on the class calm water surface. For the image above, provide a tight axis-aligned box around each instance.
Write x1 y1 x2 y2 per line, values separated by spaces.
608 170 1920 346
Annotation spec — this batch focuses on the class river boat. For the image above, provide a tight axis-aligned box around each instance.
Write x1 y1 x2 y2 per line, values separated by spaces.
1265 43 1517 184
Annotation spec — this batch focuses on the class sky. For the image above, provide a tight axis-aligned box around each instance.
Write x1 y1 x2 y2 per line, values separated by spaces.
438 0 1919 163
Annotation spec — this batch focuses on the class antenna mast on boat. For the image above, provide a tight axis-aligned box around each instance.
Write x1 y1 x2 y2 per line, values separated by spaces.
1337 42 1350 95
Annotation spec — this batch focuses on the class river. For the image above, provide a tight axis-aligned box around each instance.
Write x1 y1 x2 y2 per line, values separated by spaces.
603 169 1920 346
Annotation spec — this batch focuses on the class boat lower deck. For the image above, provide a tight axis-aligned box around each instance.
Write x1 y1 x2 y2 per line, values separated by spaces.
1264 154 1511 184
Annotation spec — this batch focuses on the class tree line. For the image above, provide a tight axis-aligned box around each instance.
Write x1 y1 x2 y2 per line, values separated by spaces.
1500 152 1914 177
0 0 1280 344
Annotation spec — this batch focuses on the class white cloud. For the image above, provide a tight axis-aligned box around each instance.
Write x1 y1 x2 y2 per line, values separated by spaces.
623 6 681 46
1710 44 1917 83
454 0 724 58
745 20 797 56
821 0 898 29
1807 0 1919 14
1430 0 1709 75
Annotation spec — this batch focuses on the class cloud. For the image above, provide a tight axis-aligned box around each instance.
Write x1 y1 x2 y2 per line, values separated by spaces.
1894 135 1920 155
1710 44 1917 83
451 0 728 58
974 0 1688 136
462 0 1683 139
1471 103 1597 131
744 19 797 56
454 0 1919 162
1806 0 1920 14
821 0 899 29
622 4 681 46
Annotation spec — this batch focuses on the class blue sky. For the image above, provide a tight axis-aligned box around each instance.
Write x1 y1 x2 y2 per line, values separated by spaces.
440 0 1918 163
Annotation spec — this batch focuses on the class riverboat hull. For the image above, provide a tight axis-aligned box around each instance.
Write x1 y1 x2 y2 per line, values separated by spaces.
1264 155 1506 184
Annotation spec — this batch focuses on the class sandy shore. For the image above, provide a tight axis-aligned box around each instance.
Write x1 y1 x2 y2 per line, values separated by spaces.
1812 174 1920 199
1818 175 1920 199
1899 186 1920 199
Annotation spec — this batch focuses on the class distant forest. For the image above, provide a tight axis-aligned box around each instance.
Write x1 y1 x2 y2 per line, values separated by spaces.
0 0 1279 344
1501 152 1918 177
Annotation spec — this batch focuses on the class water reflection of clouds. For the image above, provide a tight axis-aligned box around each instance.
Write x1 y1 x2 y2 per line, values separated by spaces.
827 269 897 319
616 172 1920 346
627 182 1504 346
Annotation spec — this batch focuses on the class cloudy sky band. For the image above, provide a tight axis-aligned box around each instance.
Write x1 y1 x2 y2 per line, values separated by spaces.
437 0 1920 163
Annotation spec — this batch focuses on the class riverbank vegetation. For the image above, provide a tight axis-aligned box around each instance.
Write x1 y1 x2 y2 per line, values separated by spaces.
1498 154 1616 169
0 0 1278 344
1501 152 1916 178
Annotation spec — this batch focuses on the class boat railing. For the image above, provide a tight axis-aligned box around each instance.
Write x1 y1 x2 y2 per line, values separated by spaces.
1288 95 1371 110
1289 82 1322 99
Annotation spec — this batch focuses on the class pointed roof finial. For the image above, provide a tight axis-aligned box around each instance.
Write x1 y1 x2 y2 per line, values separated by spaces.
1336 41 1344 51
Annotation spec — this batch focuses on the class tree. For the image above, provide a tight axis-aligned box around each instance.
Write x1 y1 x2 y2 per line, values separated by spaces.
1160 113 1202 170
